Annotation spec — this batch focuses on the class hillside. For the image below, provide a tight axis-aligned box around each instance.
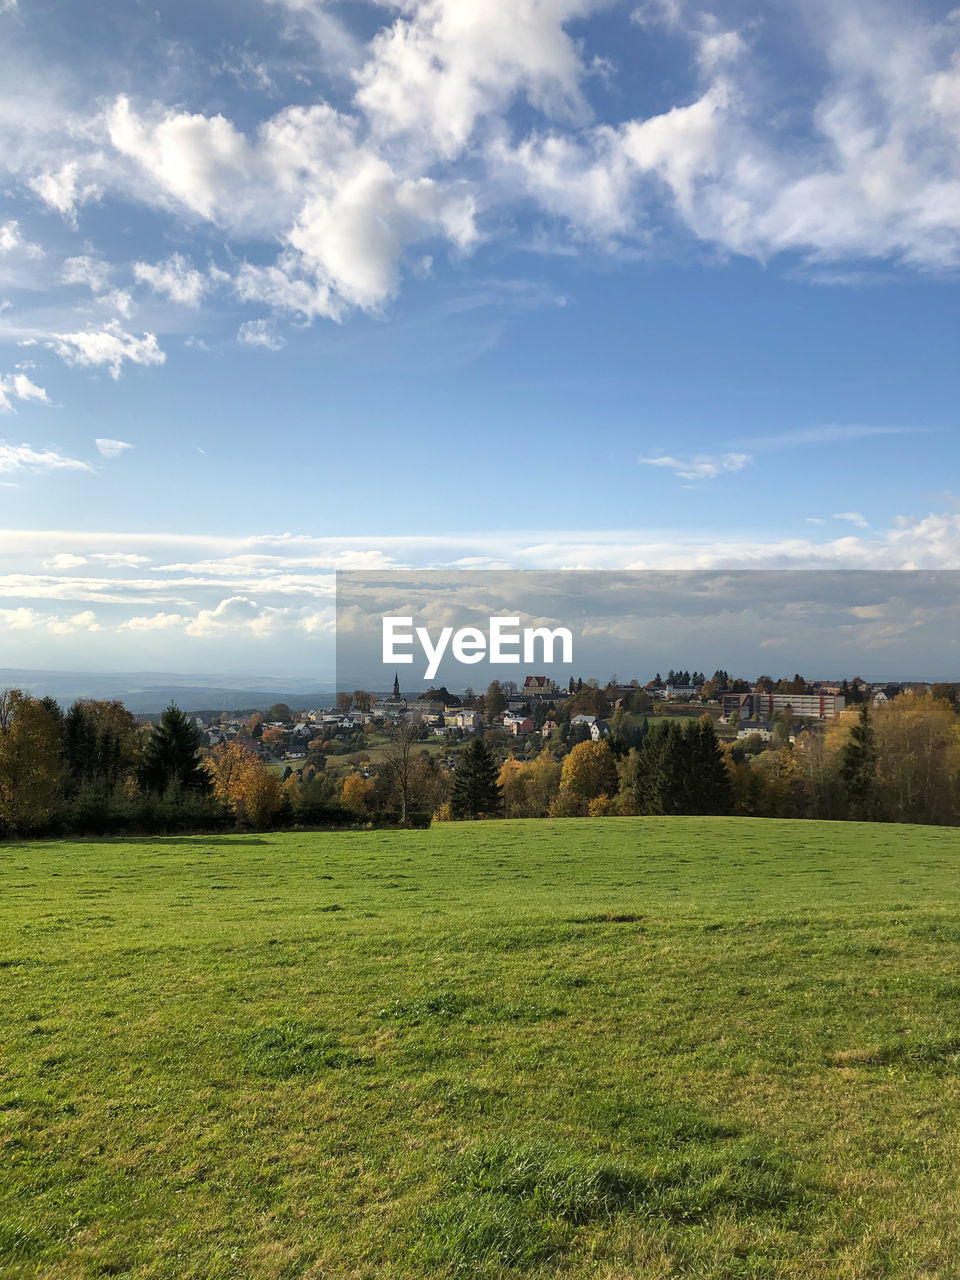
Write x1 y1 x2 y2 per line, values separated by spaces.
1 818 958 1278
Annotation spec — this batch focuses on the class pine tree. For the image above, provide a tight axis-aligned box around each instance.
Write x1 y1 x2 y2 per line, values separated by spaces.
139 704 210 795
840 703 877 819
690 717 732 815
63 703 97 790
450 738 502 819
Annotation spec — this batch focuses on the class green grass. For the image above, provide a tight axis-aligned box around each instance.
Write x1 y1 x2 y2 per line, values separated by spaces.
1 816 959 1278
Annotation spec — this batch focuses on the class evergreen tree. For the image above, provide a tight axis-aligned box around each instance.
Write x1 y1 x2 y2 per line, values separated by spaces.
139 703 210 795
63 703 97 790
450 737 502 819
689 717 733 815
840 703 878 819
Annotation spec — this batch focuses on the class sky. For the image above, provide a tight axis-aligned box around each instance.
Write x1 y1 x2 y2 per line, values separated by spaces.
336 570 960 688
1 0 960 678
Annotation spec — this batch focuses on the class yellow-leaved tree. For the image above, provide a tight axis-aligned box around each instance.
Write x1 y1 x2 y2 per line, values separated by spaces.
341 773 376 814
819 694 960 824
0 690 62 835
205 741 284 830
552 740 618 817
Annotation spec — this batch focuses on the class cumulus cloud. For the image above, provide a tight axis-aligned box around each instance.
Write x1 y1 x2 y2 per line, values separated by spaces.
0 606 41 630
354 0 597 158
237 318 285 350
133 253 208 306
95 437 133 457
47 321 165 379
2 1 960 365
186 595 265 636
122 611 190 631
0 371 49 412
47 609 100 634
638 451 752 480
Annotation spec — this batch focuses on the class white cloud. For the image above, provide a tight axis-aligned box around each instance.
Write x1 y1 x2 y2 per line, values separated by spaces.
230 255 340 320
0 371 49 412
98 288 133 317
186 595 264 636
0 219 43 258
2 0 960 337
48 321 165 379
833 511 870 528
95 437 133 458
47 609 101 634
106 95 260 223
0 606 41 630
287 160 479 311
354 0 598 158
0 441 91 475
29 161 99 222
62 254 111 293
237 318 285 350
89 551 151 567
122 611 190 631
639 451 752 480
134 253 208 306
44 553 88 569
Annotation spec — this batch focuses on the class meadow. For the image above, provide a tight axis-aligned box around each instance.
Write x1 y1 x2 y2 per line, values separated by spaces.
1 817 959 1279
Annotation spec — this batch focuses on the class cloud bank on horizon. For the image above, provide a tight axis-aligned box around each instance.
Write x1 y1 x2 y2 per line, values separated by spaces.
2 518 960 675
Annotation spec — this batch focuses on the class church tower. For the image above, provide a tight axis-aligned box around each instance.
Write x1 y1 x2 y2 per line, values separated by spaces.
393 671 401 700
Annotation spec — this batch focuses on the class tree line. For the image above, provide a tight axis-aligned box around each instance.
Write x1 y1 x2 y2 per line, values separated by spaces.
3 687 960 838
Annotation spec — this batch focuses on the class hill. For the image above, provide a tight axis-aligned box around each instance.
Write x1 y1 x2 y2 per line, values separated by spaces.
1 817 958 1278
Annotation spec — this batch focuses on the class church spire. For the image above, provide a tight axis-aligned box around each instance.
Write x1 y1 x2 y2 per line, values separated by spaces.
393 671 401 699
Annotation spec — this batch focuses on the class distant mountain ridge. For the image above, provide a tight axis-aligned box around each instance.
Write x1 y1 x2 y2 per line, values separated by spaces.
0 670 336 715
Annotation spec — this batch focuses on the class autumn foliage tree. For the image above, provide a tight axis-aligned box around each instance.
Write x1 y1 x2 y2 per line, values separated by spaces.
205 740 283 829
0 690 62 835
554 739 618 816
342 773 376 813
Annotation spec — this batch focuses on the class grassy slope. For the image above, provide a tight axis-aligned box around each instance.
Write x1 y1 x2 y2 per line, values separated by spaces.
1 817 959 1279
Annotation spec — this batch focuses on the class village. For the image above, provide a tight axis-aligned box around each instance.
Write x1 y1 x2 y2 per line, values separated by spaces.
187 670 937 770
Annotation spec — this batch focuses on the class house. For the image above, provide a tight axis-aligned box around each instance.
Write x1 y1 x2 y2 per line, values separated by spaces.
589 719 610 741
503 714 535 736
872 685 903 704
523 675 559 697
737 722 775 742
570 713 597 727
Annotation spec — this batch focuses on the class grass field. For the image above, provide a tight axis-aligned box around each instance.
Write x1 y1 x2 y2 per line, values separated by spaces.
2 817 959 1279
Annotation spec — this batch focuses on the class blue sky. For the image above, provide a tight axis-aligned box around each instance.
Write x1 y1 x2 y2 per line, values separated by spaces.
1 0 960 675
